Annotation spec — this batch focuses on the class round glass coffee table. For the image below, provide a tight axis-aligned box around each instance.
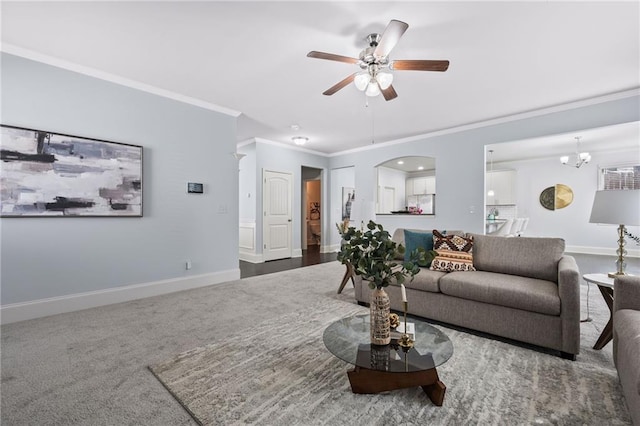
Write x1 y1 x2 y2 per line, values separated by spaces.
323 313 453 406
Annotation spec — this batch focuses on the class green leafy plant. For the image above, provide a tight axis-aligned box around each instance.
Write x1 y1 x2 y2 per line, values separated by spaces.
337 220 437 289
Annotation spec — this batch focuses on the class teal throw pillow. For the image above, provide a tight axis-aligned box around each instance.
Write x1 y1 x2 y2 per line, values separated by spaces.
404 230 435 266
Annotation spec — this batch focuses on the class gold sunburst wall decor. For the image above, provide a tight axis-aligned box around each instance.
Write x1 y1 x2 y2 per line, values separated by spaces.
540 184 574 210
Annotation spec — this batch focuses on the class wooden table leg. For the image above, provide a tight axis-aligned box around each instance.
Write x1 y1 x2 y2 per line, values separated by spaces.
422 380 447 406
337 263 355 294
347 366 446 406
593 285 614 350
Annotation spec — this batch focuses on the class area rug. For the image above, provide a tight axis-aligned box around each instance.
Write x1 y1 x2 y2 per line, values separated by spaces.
149 291 631 425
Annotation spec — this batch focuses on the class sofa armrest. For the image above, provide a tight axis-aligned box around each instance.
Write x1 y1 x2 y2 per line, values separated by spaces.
557 255 581 354
613 275 640 313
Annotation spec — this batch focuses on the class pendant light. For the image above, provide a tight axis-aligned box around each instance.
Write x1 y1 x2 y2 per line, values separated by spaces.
487 150 495 197
560 136 591 168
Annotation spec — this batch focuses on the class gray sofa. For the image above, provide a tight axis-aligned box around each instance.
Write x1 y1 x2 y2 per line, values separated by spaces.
354 228 581 359
613 275 640 424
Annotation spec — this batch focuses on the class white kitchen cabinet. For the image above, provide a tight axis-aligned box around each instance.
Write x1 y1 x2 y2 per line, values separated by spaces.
413 177 427 194
406 176 436 195
405 179 414 199
487 170 516 205
425 176 436 194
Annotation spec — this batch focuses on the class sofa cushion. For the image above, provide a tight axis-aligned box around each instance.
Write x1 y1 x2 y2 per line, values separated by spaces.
471 234 564 283
433 230 474 252
403 229 434 265
430 250 476 272
614 309 640 394
397 269 445 293
439 270 561 315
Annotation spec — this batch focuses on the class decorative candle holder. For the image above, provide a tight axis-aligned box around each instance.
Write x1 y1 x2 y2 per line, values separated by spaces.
398 301 414 349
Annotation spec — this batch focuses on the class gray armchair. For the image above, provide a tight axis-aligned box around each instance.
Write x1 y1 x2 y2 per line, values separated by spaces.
613 275 640 424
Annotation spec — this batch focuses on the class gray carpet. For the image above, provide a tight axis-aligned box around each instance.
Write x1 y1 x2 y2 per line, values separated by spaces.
148 287 629 425
1 257 635 425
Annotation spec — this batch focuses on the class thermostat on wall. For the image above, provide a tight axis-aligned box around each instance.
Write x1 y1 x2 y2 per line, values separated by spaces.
187 182 204 194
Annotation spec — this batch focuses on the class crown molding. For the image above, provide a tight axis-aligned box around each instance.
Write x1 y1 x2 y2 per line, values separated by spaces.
253 137 330 157
329 88 640 157
1 43 242 118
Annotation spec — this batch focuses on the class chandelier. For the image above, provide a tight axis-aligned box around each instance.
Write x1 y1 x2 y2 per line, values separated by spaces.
560 136 591 168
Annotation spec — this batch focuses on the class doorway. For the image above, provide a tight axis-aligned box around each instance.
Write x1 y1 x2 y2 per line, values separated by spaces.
302 166 322 251
263 169 293 261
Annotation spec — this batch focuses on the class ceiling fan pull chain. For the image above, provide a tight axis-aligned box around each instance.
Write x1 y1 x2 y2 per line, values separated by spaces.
371 101 375 144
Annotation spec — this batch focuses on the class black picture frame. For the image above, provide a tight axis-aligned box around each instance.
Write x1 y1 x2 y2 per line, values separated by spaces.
0 124 143 217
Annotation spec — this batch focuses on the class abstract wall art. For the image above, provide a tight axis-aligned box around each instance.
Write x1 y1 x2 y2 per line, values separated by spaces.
0 125 143 217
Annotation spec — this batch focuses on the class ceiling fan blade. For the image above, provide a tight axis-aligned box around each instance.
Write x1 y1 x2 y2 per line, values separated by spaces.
323 73 357 96
391 60 450 72
374 20 409 58
381 84 398 101
307 51 359 64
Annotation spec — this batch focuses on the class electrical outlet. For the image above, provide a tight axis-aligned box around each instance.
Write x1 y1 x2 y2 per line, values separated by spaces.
186 260 192 270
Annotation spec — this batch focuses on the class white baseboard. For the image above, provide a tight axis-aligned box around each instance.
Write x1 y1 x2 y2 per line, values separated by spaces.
320 245 331 253
324 244 341 253
566 245 640 258
239 248 303 263
239 250 263 263
0 269 240 325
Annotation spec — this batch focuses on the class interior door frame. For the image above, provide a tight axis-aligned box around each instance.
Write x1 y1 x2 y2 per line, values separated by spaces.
262 169 293 262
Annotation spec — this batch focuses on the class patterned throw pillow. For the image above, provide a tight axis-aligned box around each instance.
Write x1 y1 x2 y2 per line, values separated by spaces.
430 250 476 272
433 229 474 253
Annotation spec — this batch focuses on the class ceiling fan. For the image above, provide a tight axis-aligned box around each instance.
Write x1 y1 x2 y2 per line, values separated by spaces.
307 20 450 101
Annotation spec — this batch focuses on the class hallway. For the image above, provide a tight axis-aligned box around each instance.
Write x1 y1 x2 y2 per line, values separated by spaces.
239 245 337 278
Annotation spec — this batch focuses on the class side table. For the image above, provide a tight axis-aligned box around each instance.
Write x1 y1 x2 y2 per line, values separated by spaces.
583 273 614 350
337 262 355 294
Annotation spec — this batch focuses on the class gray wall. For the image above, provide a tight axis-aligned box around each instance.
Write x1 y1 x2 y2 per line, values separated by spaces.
238 142 257 223
254 141 330 253
1 53 238 305
497 147 640 253
329 94 640 239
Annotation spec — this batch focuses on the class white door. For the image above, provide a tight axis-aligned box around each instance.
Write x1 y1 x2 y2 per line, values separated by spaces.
263 170 293 261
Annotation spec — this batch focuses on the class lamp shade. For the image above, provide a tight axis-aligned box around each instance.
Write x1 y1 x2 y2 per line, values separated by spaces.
354 73 369 91
589 190 640 226
365 81 381 97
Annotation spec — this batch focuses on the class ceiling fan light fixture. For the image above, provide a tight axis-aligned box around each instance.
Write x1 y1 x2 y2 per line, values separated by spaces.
292 136 308 146
365 81 381 97
308 19 450 101
354 72 369 91
560 155 569 165
376 71 393 90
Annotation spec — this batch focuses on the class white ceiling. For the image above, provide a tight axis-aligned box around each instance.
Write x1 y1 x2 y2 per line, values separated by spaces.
1 1 639 157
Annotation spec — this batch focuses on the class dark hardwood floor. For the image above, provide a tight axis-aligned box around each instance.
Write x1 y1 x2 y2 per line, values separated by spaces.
238 245 639 280
239 245 337 278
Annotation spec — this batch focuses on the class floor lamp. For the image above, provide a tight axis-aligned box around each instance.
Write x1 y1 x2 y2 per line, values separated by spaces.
589 189 640 277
